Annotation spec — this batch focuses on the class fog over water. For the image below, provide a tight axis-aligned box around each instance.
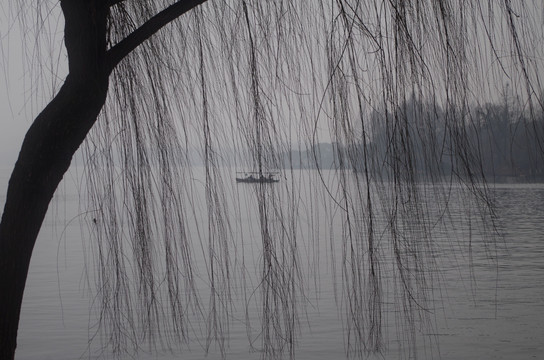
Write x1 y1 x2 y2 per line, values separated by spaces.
1 2 544 360
2 167 542 360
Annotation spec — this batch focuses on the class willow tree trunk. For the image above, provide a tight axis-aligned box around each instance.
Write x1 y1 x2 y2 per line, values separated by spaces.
0 0 210 356
0 1 109 358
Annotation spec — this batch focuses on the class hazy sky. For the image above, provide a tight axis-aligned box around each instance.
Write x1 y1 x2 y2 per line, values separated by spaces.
1 1 543 170
1 6 67 168
0 66 32 168
0 27 29 168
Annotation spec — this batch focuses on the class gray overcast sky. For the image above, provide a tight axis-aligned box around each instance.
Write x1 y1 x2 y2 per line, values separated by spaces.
1 2 543 169
0 62 32 168
1 5 66 168
0 26 26 168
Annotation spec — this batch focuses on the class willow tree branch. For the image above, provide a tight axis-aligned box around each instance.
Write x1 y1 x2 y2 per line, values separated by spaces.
106 0 207 73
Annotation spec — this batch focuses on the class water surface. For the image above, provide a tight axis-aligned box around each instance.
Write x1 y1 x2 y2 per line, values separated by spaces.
2 169 542 359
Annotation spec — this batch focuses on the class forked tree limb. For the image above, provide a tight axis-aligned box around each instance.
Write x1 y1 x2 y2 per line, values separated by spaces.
106 0 208 73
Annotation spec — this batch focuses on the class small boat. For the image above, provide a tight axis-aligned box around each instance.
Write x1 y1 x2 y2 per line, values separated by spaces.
236 171 279 183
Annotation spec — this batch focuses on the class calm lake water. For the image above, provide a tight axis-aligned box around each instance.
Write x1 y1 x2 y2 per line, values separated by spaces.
1 167 543 359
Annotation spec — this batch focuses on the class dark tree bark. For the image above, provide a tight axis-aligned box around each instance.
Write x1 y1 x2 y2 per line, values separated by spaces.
0 76 109 359
0 1 110 358
0 0 208 357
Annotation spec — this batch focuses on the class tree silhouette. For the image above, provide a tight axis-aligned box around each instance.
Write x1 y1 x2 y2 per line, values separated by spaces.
1 1 542 359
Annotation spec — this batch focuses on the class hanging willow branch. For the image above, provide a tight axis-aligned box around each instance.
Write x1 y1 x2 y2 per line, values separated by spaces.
3 0 543 359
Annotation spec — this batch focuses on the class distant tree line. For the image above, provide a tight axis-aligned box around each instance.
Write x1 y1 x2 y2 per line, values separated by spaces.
467 100 544 180
287 94 544 182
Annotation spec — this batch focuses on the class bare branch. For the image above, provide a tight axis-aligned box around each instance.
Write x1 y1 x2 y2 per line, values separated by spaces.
106 0 207 72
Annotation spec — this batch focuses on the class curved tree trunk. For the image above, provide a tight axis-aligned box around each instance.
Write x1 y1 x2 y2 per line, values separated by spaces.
0 0 208 357
0 1 109 358
0 75 109 359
